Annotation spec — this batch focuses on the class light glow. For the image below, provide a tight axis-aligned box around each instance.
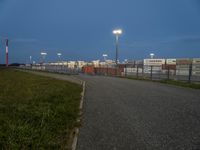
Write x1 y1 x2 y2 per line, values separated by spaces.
113 29 122 35
41 52 47 55
57 53 62 56
150 53 155 59
103 54 108 57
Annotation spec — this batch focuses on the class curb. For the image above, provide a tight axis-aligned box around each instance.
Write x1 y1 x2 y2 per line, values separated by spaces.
71 81 86 150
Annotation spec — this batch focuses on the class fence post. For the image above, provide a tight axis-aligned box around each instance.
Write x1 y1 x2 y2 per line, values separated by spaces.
167 65 170 80
142 66 144 79
125 64 127 77
115 65 117 76
188 63 192 83
136 65 139 78
150 66 153 80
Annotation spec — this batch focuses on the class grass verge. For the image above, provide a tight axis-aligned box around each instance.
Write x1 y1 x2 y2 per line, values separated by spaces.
119 76 200 89
0 68 82 149
159 79 200 89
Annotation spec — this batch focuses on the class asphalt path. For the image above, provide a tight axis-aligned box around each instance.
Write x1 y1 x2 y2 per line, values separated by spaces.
76 75 200 150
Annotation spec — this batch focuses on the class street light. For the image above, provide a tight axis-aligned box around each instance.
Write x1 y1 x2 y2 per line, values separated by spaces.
150 53 155 59
30 56 32 64
57 53 64 71
57 53 62 62
113 29 122 65
102 54 108 62
124 59 128 63
41 52 47 55
57 53 62 57
41 52 47 64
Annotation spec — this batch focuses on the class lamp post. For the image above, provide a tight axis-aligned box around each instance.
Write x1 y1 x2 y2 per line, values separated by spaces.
40 52 47 64
150 53 155 59
30 56 32 65
102 54 108 62
5 39 9 67
113 29 122 65
57 53 62 69
57 53 62 63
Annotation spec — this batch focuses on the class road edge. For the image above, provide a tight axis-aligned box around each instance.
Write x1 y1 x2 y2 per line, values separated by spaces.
71 81 86 150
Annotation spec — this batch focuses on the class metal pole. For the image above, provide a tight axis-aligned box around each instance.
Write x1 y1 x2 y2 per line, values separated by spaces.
125 64 127 77
150 66 153 80
107 64 108 76
167 65 170 80
58 55 61 72
30 56 32 65
115 35 119 65
142 65 144 78
188 63 192 83
6 39 8 67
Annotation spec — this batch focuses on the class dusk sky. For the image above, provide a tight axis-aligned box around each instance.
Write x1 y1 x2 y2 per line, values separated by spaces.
0 0 200 63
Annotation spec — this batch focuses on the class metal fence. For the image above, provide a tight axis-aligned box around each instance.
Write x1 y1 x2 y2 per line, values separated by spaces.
19 64 82 75
20 63 200 83
125 64 200 83
94 64 200 83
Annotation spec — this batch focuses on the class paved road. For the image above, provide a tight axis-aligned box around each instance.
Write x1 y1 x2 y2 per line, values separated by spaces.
76 75 200 150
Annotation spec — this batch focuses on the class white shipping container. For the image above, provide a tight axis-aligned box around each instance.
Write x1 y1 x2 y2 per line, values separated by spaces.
192 71 200 76
166 59 176 65
176 70 189 76
143 66 162 73
192 65 200 71
193 58 200 64
144 59 165 66
124 68 143 73
176 65 190 69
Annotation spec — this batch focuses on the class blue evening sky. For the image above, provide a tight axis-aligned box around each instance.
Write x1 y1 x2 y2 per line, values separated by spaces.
0 0 200 63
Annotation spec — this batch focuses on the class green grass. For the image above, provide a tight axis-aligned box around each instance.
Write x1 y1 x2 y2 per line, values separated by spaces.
0 68 82 149
119 75 200 89
159 79 200 89
119 76 150 81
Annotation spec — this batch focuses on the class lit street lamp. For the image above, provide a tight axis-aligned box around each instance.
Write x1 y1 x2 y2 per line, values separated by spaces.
57 53 62 62
41 52 47 64
102 54 108 62
113 29 122 65
124 59 128 63
30 56 32 64
150 53 155 59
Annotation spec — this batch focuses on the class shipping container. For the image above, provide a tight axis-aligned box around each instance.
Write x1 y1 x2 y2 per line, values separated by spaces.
162 64 176 70
82 66 95 74
144 59 165 66
166 59 176 65
176 59 192 65
193 58 200 64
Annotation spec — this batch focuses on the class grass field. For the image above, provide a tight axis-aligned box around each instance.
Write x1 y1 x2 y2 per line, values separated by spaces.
0 69 82 149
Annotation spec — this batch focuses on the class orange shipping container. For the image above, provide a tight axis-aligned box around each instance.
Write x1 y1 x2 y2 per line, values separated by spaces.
83 66 95 74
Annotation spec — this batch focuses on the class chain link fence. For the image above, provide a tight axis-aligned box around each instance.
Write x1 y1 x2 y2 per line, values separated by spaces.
19 64 82 75
91 63 200 83
19 62 200 83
